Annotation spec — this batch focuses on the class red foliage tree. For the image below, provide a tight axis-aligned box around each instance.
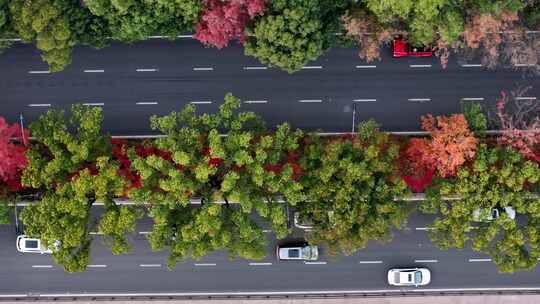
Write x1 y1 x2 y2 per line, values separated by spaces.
0 117 29 192
194 0 266 49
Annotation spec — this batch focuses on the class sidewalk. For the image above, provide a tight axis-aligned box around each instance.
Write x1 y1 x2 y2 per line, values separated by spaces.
8 295 540 304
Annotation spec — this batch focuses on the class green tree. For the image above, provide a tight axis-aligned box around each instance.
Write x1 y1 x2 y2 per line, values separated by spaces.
84 0 201 41
0 0 13 52
244 0 348 73
421 145 540 273
20 105 142 272
295 120 410 255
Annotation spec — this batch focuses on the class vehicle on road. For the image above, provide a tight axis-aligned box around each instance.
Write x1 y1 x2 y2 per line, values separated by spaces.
16 235 55 254
387 267 431 286
293 212 314 230
392 36 433 57
472 206 516 222
277 243 319 261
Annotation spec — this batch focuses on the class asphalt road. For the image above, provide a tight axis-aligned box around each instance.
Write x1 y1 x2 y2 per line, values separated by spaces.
2 207 540 295
0 38 538 135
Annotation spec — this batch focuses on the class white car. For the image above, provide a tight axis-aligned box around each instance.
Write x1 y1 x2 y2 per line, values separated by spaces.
387 268 431 286
16 235 54 254
472 206 516 222
277 244 319 261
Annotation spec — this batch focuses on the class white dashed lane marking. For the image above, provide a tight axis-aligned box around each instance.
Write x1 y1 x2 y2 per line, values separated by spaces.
84 69 104 73
244 100 268 104
462 97 485 101
28 104 51 107
353 99 377 102
193 67 214 71
243 66 267 70
136 68 158 72
461 64 483 67
408 98 431 102
515 97 537 100
249 262 272 266
88 264 107 268
410 64 432 68
355 65 377 69
304 261 327 265
83 103 104 106
136 102 158 105
298 99 322 103
32 265 53 268
139 264 162 268
190 101 213 104
301 66 323 69
358 261 383 264
28 70 51 74
414 259 438 263
138 231 150 235
415 227 433 231
468 258 492 262
194 263 217 267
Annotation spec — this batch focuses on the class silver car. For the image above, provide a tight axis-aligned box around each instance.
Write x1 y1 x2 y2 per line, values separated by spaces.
277 244 319 261
387 268 431 286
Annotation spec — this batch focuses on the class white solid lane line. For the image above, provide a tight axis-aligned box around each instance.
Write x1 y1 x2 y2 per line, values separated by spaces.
88 264 107 268
461 64 483 67
193 67 214 71
298 99 322 103
84 69 104 73
136 102 158 105
353 99 377 102
83 103 104 106
301 66 323 69
462 97 485 101
194 263 217 266
28 104 51 107
410 64 432 68
408 98 431 102
139 264 162 267
469 258 492 262
28 70 51 74
515 96 537 100
244 100 268 104
190 101 213 104
358 261 383 264
243 66 267 70
32 265 53 268
148 35 167 39
355 65 377 68
414 259 438 263
304 261 327 265
136 68 158 72
177 34 194 38
248 262 272 266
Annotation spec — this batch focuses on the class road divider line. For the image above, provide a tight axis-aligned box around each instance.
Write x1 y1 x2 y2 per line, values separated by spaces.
415 227 433 231
32 265 53 268
84 69 104 73
408 98 431 102
88 264 107 268
28 70 50 74
414 259 438 263
177 35 194 38
193 67 214 71
353 99 377 102
462 97 485 101
190 101 212 105
515 96 537 100
249 262 272 266
148 35 167 39
468 258 492 262
304 261 327 265
136 68 158 72
194 263 217 267
28 104 51 107
410 64 432 68
243 66 267 70
298 99 322 103
359 260 383 264
244 100 268 104
461 64 483 67
82 103 104 106
301 66 323 69
136 102 158 105
138 231 150 235
355 65 377 69
139 264 162 268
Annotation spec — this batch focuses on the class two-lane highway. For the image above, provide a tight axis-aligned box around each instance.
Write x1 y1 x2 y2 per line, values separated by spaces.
0 38 537 134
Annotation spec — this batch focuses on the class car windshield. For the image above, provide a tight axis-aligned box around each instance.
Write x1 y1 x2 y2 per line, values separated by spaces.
25 240 39 249
414 271 422 284
288 249 300 258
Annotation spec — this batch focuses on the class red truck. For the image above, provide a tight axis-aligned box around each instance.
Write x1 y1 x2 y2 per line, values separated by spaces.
392 36 433 58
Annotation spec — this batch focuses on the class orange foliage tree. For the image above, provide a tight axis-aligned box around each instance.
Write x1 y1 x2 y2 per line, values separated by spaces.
407 114 478 178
